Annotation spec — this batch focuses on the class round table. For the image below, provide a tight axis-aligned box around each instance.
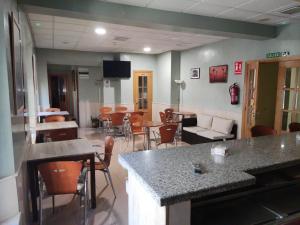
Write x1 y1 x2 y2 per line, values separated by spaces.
133 121 163 149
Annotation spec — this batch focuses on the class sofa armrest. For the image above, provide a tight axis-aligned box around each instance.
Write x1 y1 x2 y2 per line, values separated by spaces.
182 117 197 127
231 124 238 139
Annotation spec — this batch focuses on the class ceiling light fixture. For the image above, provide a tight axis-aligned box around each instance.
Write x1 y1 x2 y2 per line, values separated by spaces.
94 27 106 35
143 47 151 52
35 22 41 27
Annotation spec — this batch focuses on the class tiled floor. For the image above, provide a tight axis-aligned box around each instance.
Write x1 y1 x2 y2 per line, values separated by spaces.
40 128 188 225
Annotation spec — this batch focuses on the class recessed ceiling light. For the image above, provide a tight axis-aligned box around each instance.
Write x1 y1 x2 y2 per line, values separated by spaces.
279 20 289 25
143 47 151 52
95 27 106 35
35 22 41 27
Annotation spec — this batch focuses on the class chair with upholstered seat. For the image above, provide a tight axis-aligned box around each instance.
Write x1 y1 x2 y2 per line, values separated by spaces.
251 125 276 137
44 115 65 122
38 161 88 225
289 123 300 132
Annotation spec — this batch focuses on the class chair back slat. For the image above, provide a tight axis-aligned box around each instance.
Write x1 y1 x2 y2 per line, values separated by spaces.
104 136 114 167
44 115 65 122
38 161 82 195
115 106 128 112
45 108 60 112
110 112 126 126
129 114 143 133
164 108 174 121
159 124 177 144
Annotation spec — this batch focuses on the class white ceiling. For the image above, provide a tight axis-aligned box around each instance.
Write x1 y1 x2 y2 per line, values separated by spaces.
28 13 228 54
102 0 300 25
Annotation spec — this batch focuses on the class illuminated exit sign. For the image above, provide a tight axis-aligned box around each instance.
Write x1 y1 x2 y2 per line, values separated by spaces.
266 51 290 58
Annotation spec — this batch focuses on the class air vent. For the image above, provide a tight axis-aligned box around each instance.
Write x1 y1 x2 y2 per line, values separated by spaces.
113 36 130 42
280 6 300 15
78 68 89 79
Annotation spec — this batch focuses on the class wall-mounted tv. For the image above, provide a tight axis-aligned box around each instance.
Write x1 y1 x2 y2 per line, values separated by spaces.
103 60 131 78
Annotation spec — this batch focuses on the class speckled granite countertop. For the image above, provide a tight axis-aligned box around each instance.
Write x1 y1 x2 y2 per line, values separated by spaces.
119 132 300 206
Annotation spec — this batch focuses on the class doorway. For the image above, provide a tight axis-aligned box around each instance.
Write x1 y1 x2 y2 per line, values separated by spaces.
48 65 79 122
133 71 153 121
242 57 300 138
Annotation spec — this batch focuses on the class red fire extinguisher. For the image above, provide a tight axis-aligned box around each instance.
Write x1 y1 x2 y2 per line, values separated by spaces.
229 83 239 105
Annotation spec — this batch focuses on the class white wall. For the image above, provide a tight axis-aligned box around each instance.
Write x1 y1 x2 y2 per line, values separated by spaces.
35 49 158 127
179 23 300 137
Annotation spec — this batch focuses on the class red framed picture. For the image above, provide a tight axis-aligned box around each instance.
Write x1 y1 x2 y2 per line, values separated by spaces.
209 65 228 83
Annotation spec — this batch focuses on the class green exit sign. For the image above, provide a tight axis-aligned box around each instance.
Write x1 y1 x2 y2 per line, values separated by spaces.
266 51 290 58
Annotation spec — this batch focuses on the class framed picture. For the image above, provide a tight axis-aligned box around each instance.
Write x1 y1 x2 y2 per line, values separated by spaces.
209 65 228 83
9 12 25 115
190 68 200 79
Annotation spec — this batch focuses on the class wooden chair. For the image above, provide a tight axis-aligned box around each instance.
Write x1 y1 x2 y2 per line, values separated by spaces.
153 124 178 148
115 105 128 112
251 125 276 137
109 112 126 136
289 123 300 132
164 108 174 122
129 114 146 151
44 115 65 122
38 161 88 225
45 108 60 112
86 136 116 198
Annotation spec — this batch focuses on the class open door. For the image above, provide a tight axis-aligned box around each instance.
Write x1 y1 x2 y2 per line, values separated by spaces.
242 61 259 138
133 71 153 121
275 60 300 134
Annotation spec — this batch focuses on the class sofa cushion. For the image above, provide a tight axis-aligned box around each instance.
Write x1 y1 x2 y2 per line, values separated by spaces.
197 114 213 129
183 126 206 134
211 117 234 134
197 130 234 140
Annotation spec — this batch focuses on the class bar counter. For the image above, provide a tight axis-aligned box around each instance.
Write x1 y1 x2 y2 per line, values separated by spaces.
119 132 300 225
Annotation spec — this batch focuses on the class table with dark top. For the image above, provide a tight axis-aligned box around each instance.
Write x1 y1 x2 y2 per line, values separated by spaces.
27 139 97 222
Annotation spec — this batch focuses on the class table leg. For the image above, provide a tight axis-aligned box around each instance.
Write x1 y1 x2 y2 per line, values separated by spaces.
146 127 151 149
28 162 38 222
89 155 96 209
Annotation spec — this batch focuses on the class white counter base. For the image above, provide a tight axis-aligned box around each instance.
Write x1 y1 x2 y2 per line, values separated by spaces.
127 172 191 225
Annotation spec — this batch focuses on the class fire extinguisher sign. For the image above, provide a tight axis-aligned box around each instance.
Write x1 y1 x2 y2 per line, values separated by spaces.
234 61 243 75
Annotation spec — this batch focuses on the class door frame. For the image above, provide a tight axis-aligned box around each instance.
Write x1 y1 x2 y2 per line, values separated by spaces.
274 60 300 133
242 56 300 138
133 70 153 121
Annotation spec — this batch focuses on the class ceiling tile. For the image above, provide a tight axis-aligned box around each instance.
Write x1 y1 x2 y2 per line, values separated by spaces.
218 8 261 21
238 0 297 13
184 2 231 16
31 21 53 29
147 0 198 12
104 0 150 7
203 0 250 7
54 23 86 32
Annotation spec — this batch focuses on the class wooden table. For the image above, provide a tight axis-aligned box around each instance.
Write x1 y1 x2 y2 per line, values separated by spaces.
134 121 163 149
27 139 97 222
35 121 78 142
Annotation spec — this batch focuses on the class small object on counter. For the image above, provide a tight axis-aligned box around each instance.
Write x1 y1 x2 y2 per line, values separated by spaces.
192 162 203 174
211 145 229 157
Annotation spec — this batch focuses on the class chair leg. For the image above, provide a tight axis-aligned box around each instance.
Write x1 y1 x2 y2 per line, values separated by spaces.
39 180 43 225
106 169 116 198
52 196 55 214
132 135 135 151
103 172 109 185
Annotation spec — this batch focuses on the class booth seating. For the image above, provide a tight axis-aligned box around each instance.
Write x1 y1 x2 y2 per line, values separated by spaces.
182 114 237 144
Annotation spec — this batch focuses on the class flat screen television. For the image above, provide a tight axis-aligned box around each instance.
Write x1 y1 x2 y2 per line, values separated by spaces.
103 60 131 78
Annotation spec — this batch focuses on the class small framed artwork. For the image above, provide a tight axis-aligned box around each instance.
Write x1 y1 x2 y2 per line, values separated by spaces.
190 68 200 79
209 65 228 83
